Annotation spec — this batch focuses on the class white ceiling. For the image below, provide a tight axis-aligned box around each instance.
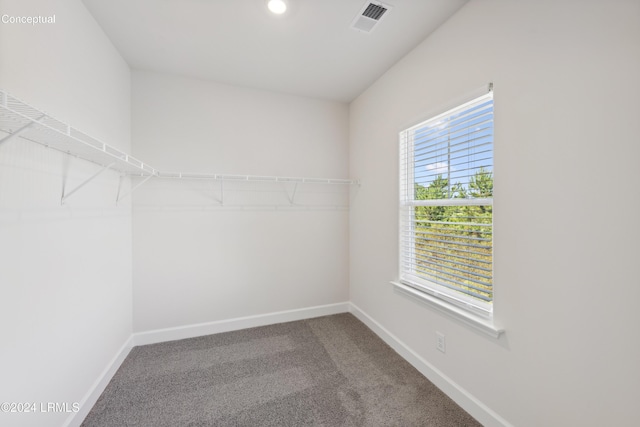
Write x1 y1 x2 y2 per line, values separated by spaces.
82 0 467 102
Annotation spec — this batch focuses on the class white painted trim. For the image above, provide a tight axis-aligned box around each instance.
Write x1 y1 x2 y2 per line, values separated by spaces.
62 336 134 427
391 281 504 338
133 302 350 346
398 83 493 133
348 302 513 427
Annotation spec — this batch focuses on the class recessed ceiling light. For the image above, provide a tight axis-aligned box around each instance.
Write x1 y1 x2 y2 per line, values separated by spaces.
267 0 287 15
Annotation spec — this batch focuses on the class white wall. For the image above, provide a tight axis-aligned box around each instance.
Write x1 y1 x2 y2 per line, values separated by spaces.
349 1 640 426
131 71 350 332
0 1 132 426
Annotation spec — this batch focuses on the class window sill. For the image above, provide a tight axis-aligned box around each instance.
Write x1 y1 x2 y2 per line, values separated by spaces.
390 281 504 338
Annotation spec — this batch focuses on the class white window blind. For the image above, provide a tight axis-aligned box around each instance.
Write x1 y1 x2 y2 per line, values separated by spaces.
399 91 494 316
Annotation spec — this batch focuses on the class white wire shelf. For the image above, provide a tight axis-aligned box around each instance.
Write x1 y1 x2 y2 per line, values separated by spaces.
0 90 157 176
155 172 358 185
0 90 359 203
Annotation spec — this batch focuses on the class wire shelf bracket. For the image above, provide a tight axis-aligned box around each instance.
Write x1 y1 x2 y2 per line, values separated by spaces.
116 174 155 204
61 162 116 204
287 182 299 205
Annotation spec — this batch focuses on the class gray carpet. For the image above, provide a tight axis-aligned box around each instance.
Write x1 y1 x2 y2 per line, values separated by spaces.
82 313 481 426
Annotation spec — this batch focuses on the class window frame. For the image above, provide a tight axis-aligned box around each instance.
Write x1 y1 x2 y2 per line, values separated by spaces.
397 90 496 321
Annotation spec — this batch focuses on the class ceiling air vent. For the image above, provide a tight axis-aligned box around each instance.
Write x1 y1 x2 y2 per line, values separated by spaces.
351 1 392 33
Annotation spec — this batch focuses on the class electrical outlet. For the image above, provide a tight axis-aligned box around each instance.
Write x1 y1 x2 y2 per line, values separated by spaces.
436 331 446 353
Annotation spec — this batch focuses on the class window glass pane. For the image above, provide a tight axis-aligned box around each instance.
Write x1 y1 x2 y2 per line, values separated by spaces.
410 205 492 302
412 98 493 200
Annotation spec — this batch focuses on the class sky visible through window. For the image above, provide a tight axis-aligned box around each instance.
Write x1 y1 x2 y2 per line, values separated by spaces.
413 98 493 198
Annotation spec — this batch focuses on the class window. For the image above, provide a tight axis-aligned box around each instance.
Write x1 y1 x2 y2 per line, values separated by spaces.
399 91 494 317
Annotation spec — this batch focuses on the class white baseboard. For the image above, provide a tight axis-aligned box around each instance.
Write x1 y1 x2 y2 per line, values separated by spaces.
348 302 512 427
133 302 351 346
62 336 134 427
